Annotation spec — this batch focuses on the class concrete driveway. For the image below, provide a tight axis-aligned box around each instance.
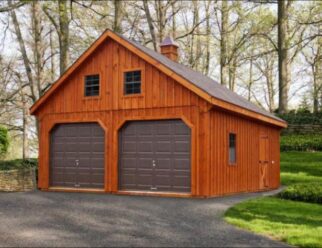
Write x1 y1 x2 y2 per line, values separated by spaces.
0 190 287 247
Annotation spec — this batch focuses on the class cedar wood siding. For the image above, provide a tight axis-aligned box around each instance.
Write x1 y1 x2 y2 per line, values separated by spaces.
209 109 280 196
35 37 280 197
36 38 211 196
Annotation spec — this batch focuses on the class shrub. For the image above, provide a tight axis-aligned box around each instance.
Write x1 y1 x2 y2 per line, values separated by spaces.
0 126 9 157
277 112 322 125
279 183 322 204
0 158 38 171
281 135 322 152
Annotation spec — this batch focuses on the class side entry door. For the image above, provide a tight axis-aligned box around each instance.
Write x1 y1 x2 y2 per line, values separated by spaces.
259 134 269 189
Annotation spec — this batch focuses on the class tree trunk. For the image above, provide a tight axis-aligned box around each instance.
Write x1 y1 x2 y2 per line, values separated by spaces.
171 1 176 39
113 0 122 33
313 39 321 113
156 0 165 43
229 57 237 91
9 0 36 102
58 0 69 75
248 58 253 101
49 27 55 82
220 0 229 86
189 1 198 68
143 0 157 51
204 0 211 75
22 99 28 159
267 62 276 112
32 0 42 98
278 0 290 114
194 1 201 71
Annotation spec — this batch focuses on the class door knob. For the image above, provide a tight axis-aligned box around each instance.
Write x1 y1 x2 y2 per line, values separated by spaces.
152 160 156 167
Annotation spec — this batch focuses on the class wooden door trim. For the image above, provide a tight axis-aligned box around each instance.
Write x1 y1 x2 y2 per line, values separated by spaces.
113 114 196 195
44 119 108 191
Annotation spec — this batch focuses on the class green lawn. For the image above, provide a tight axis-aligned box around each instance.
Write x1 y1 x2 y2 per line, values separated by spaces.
225 152 322 248
281 152 322 185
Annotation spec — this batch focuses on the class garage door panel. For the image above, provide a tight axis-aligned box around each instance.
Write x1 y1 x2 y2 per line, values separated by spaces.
77 143 91 152
155 124 171 134
78 126 92 136
136 158 152 168
121 158 137 168
155 141 172 153
154 176 171 186
119 175 135 189
174 123 190 135
137 168 153 175
123 141 137 153
92 126 105 136
119 120 191 193
174 176 190 186
91 159 105 168
155 159 171 169
136 124 153 135
122 123 137 136
137 141 153 153
137 174 153 184
174 159 190 169
52 136 67 144
50 123 105 189
175 141 190 152
77 152 90 158
92 143 105 152
78 173 103 185
52 144 65 152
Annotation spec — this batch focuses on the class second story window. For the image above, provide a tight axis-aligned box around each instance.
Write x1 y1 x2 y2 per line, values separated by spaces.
124 70 141 95
84 74 100 97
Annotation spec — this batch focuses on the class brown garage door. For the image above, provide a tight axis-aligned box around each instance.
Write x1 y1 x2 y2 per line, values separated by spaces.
119 120 191 193
50 123 105 189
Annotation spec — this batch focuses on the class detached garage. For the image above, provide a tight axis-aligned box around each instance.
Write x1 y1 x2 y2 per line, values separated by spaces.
30 30 286 198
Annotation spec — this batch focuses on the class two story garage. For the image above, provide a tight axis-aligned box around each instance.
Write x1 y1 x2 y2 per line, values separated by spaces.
30 30 286 197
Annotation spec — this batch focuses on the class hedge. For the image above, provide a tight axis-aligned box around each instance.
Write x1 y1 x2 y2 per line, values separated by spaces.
279 183 322 204
280 135 322 152
0 158 38 171
0 126 9 156
277 112 322 125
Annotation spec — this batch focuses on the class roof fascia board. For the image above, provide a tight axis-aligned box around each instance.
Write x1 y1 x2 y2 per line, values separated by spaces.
30 31 110 114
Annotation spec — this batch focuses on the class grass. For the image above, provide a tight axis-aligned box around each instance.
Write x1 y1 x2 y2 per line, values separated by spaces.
225 152 322 248
225 197 322 247
281 152 322 185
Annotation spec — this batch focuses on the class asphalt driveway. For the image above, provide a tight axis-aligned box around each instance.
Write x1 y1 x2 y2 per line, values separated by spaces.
0 190 288 247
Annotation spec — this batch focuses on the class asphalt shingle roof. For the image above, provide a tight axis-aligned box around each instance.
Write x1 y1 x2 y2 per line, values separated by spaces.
121 35 283 122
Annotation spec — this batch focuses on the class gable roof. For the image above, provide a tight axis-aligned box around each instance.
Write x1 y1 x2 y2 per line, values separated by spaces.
30 29 286 128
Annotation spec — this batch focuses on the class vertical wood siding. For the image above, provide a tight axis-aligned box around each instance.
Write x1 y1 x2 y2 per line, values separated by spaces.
36 38 281 197
209 109 281 196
